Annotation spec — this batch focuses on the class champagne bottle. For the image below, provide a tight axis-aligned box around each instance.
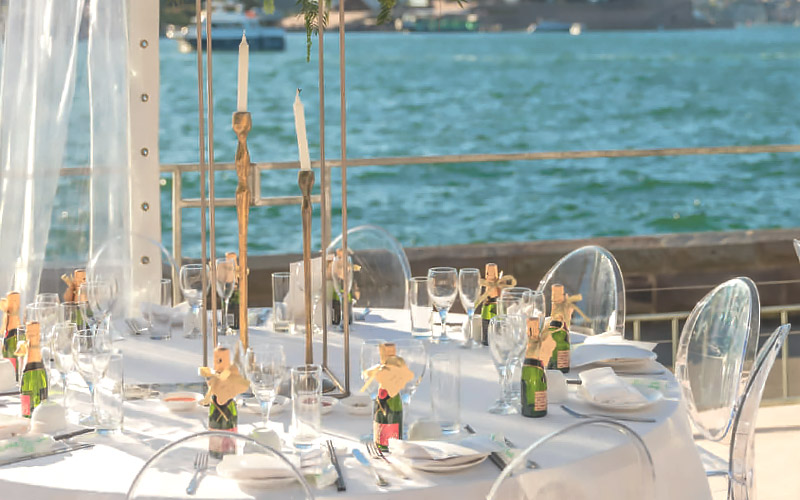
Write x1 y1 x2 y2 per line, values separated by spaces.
20 322 48 418
2 292 20 378
480 263 500 346
521 318 548 418
225 253 240 331
373 343 403 451
207 347 240 459
547 284 570 373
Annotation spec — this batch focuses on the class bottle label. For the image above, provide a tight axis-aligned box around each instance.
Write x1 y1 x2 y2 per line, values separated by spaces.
209 427 237 456
20 394 31 418
557 349 570 369
373 422 400 447
534 390 547 412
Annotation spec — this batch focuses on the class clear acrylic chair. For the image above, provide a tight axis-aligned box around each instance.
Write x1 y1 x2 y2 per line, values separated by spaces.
126 430 315 499
793 239 800 262
486 419 655 500
709 324 790 500
537 245 626 336
674 277 760 443
328 224 412 311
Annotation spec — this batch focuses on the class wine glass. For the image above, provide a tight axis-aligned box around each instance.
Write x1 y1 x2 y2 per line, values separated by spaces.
331 254 353 332
180 263 209 339
72 328 111 424
244 343 286 429
458 268 481 348
498 287 534 401
395 339 428 411
79 281 117 334
24 302 59 369
35 293 60 305
215 258 236 336
488 314 525 415
426 267 458 343
53 322 77 405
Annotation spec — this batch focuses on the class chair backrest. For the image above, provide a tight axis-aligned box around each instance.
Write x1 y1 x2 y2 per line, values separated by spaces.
328 225 412 309
728 323 789 500
793 239 800 262
537 245 626 336
126 430 315 499
486 419 655 500
674 277 760 442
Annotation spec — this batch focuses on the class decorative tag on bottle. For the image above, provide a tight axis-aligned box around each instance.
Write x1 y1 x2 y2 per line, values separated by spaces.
360 346 414 398
474 263 517 310
527 317 556 364
199 346 250 406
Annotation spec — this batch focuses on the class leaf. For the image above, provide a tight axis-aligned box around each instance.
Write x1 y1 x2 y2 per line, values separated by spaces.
263 0 275 15
295 0 331 62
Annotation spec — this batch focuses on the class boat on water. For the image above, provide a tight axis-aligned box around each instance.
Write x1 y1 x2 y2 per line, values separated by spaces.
527 20 583 35
180 1 285 51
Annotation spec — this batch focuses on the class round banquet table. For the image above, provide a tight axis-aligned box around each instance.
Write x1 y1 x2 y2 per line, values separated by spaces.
0 308 712 500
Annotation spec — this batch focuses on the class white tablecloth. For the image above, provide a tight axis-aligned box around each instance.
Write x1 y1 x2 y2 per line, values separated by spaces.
0 308 712 499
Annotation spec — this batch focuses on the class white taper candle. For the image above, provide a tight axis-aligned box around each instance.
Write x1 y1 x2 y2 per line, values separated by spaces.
237 33 249 112
294 89 311 171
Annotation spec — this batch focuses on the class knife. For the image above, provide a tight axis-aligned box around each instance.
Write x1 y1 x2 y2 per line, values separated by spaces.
54 428 95 441
464 424 506 471
326 440 346 492
0 442 94 467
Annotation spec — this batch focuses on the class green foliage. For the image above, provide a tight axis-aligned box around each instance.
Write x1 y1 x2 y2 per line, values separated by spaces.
263 0 275 15
376 0 397 25
296 0 330 62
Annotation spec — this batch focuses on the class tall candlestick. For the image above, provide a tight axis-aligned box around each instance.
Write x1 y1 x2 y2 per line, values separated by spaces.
294 89 311 171
237 33 249 112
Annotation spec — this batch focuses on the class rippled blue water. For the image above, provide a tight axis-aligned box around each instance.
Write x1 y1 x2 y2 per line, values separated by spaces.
58 27 800 259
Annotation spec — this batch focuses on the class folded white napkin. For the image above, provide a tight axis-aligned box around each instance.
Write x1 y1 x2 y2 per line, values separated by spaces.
0 433 56 460
388 435 500 463
579 367 647 405
582 332 657 351
218 449 322 480
0 415 31 441
571 343 656 367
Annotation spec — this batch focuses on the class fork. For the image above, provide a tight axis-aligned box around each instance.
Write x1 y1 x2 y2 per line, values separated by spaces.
365 440 409 479
185 452 209 495
560 404 656 423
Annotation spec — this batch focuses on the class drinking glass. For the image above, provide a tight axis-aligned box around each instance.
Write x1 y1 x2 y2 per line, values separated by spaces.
72 328 112 424
499 288 543 401
94 351 124 432
179 263 208 339
430 352 460 434
24 302 59 365
331 254 353 332
395 339 428 411
524 289 547 330
360 339 385 401
408 277 432 338
53 322 77 405
245 344 286 428
271 271 292 333
458 268 481 348
35 293 60 305
291 364 322 449
488 314 525 415
79 281 117 334
59 302 80 326
427 267 458 343
497 287 534 317
215 258 236 336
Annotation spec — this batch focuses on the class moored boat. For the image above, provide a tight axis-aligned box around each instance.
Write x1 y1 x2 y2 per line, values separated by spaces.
183 1 285 51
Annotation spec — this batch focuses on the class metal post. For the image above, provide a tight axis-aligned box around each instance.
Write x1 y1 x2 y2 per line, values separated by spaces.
205 0 219 349
194 0 210 366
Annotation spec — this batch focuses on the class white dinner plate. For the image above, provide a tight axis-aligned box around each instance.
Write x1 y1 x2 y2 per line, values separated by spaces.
216 462 298 489
578 385 663 412
408 455 487 473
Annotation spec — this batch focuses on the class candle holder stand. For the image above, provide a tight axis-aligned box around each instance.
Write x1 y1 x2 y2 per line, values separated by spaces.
233 111 252 350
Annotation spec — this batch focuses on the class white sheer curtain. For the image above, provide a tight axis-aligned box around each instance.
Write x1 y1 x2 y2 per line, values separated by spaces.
87 0 133 315
0 0 86 304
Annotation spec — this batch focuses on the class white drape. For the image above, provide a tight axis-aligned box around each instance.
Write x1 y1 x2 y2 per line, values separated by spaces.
0 0 86 304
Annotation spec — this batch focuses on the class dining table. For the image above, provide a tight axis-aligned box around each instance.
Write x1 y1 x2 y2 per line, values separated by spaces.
0 307 712 499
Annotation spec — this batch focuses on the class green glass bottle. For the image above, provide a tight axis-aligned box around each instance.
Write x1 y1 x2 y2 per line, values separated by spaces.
373 343 403 451
521 318 548 418
2 291 21 379
547 284 570 373
20 322 48 418
208 395 238 458
480 263 500 346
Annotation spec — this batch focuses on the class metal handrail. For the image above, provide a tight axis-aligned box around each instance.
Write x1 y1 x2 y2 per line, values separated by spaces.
627 303 799 402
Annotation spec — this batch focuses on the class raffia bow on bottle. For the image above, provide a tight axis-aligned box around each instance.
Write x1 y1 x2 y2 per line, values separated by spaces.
473 271 517 309
360 355 414 416
565 293 591 324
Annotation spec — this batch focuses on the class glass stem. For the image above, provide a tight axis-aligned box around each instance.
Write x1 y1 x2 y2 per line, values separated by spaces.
439 309 447 338
223 298 230 332
497 368 507 403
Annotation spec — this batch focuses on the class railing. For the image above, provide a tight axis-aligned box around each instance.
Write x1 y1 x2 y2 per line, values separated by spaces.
627 304 799 404
60 142 800 404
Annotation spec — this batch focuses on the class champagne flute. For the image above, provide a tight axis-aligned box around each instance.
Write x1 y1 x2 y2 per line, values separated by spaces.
180 263 209 339
360 339 384 401
458 268 481 348
331 254 353 332
215 258 236 336
487 314 525 415
80 281 117 334
426 267 458 343
245 344 286 428
53 322 77 405
25 302 59 371
498 287 533 402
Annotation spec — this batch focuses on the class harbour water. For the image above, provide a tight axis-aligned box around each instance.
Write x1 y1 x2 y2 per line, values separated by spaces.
57 27 800 260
